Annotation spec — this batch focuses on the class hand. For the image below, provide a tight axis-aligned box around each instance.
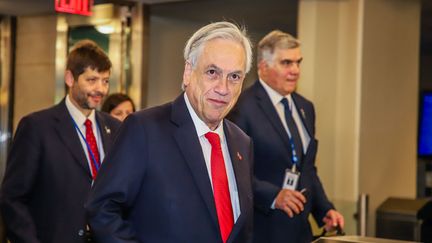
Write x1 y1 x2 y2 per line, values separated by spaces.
322 209 345 232
274 189 306 218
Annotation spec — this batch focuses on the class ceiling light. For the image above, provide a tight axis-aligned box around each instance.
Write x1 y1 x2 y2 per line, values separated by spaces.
96 24 114 34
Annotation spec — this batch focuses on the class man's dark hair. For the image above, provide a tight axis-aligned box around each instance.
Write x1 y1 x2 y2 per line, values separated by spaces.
66 39 112 80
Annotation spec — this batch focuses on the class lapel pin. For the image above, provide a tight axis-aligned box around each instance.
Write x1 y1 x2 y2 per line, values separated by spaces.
105 126 111 135
237 152 243 161
300 108 306 119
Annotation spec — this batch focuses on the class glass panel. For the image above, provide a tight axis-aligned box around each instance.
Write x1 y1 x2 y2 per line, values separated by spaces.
0 16 14 180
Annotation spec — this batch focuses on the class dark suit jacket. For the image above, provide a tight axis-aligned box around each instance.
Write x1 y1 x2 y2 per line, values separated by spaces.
228 81 334 243
86 93 254 243
0 99 120 243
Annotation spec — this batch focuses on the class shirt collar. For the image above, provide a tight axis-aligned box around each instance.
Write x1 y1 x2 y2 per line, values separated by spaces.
65 94 97 127
183 93 225 142
259 78 293 107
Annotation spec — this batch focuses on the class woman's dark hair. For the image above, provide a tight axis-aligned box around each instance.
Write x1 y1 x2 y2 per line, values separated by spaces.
101 93 136 113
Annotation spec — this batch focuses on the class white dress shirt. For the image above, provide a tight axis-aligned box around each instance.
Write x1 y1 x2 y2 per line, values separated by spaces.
65 95 105 174
184 93 241 222
259 79 311 152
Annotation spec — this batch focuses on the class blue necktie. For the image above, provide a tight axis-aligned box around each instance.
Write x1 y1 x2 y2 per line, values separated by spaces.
281 98 303 162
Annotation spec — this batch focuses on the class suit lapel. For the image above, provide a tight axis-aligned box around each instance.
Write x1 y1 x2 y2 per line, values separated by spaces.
291 93 313 137
254 82 294 160
53 100 92 178
95 112 115 154
224 121 250 242
171 94 219 229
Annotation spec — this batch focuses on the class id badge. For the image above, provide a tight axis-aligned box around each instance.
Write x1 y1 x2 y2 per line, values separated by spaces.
282 168 300 190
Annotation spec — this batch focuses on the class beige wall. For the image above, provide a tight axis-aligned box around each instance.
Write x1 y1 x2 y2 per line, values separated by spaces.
299 0 420 236
299 0 362 235
359 0 419 235
14 15 57 129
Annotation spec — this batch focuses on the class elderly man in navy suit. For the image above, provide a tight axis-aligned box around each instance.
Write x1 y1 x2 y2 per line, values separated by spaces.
0 40 121 243
228 30 345 242
86 21 254 243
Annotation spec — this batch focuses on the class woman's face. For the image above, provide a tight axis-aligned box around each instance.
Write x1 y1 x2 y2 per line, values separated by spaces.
110 100 134 122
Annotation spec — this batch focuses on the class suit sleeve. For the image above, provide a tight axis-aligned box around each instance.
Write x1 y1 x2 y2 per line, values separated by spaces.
310 166 334 226
0 116 42 243
301 144 334 226
85 114 147 243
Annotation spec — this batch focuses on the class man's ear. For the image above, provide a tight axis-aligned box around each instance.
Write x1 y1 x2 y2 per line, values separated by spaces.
183 62 192 88
65 70 75 88
258 60 268 71
257 60 268 77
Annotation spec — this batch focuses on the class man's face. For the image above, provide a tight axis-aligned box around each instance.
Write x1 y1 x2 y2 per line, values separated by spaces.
66 67 110 112
261 47 302 96
183 38 246 130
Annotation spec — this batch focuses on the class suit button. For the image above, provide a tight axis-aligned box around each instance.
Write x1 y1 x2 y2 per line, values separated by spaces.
78 229 85 236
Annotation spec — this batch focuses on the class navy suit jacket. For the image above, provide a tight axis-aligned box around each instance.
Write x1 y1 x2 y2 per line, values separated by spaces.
228 81 334 243
86 93 254 243
0 99 120 243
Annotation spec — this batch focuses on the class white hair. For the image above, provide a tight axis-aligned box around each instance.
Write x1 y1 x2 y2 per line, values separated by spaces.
183 21 253 74
257 30 300 65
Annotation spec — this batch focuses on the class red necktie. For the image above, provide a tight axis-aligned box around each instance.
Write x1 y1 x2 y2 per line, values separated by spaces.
205 132 234 243
84 119 100 179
